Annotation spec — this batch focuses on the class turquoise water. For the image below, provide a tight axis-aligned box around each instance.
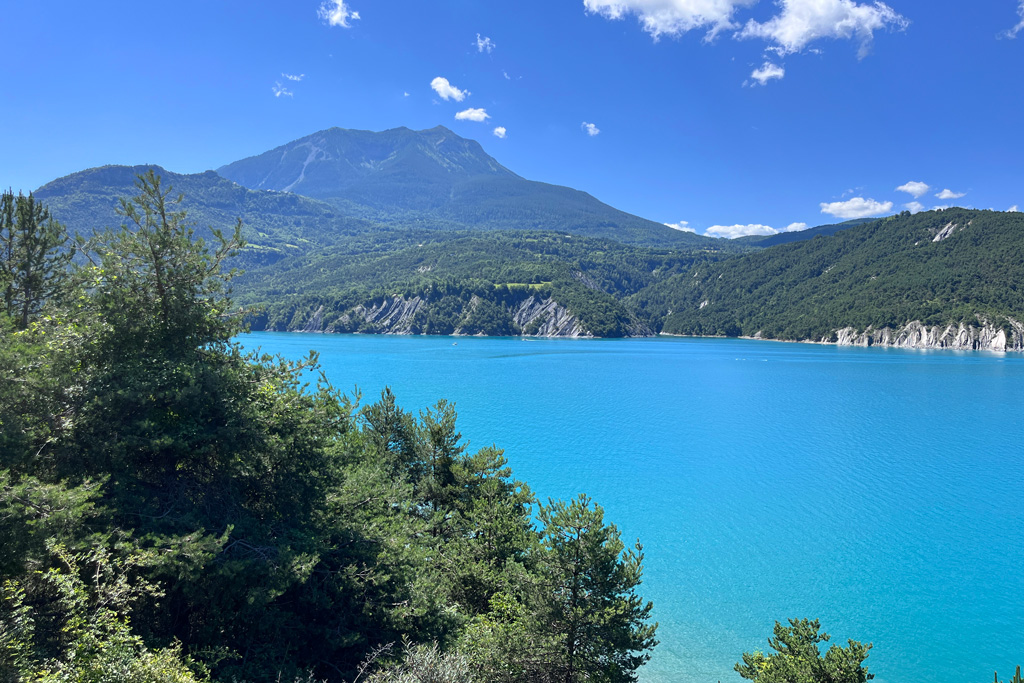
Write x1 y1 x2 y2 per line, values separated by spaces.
239 333 1024 683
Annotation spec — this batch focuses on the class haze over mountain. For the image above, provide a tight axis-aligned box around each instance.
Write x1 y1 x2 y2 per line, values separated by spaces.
216 126 708 247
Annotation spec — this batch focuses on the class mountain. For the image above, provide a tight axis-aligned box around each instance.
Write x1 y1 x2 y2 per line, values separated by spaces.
732 218 877 248
629 208 1024 348
34 164 397 266
217 126 717 248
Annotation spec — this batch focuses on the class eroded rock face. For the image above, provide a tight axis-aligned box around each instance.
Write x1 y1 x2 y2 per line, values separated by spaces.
512 295 592 338
285 292 657 338
348 296 425 335
831 318 1024 351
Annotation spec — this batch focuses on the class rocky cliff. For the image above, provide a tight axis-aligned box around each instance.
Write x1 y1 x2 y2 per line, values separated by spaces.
826 318 1024 352
279 293 653 338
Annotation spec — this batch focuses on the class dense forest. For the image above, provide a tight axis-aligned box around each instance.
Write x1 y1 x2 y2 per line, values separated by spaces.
0 176 660 682
632 209 1024 342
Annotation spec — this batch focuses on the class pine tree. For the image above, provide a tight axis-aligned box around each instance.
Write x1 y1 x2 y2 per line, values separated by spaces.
0 190 72 329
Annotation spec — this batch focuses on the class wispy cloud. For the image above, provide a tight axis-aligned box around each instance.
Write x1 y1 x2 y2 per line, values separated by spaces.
749 61 785 85
476 34 496 53
896 181 930 198
581 122 601 136
664 220 697 233
1002 1 1024 38
282 73 305 82
272 82 293 98
1009 205 1020 212
493 126 507 139
318 0 360 28
935 188 966 200
583 0 756 41
820 197 893 219
455 108 490 122
905 201 925 214
431 77 468 102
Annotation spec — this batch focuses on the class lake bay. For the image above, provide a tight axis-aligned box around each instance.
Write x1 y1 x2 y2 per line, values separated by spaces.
239 332 1024 683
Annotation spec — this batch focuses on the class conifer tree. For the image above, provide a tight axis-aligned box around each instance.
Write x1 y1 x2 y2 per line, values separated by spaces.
0 190 72 329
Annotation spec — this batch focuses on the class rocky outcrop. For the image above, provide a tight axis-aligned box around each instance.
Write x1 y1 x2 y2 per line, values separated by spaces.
828 318 1024 351
335 296 425 334
299 305 325 333
512 296 593 338
289 292 655 338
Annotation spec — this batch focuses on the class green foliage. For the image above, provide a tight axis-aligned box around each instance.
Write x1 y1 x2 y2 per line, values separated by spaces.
363 641 476 683
735 619 872 683
0 190 72 329
637 209 1024 341
536 495 658 683
994 666 1023 683
0 175 658 682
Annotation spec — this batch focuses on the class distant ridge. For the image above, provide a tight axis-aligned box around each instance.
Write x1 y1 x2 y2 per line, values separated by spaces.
217 126 715 247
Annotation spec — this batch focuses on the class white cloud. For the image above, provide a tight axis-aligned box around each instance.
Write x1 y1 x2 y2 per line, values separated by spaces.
705 223 778 238
318 0 360 28
820 197 893 219
455 108 490 122
431 77 468 102
664 220 696 233
282 73 305 82
582 122 601 136
896 181 930 198
493 126 507 139
1008 205 1020 212
272 82 293 98
737 0 907 57
1003 2 1024 38
403 91 410 97
905 201 925 214
476 34 496 53
583 0 757 40
749 61 785 85
503 70 511 80
702 221 809 238
935 188 966 200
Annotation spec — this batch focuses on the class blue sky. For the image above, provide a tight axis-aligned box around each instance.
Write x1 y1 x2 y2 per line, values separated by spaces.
3 1 1023 237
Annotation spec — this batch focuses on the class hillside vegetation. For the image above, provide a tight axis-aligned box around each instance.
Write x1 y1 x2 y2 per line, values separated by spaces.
0 176 659 682
634 209 1024 342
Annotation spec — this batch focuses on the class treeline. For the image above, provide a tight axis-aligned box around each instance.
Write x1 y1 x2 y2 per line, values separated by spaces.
631 209 1024 341
0 175 658 682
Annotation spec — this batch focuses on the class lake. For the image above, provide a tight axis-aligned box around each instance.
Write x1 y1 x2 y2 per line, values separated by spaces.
238 332 1024 683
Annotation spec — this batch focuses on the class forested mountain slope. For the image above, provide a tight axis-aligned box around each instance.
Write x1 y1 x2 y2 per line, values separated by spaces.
34 164 393 266
237 231 718 338
632 209 1024 350
217 126 718 247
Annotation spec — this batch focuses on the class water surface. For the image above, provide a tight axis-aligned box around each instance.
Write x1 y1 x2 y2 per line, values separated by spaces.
239 333 1024 683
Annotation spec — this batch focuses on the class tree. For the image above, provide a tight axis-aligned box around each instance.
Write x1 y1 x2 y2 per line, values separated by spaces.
995 666 1023 683
81 169 242 358
0 190 72 329
536 494 658 683
735 618 873 683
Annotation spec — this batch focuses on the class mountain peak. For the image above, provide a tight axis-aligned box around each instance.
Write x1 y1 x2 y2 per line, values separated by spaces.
216 125 516 203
